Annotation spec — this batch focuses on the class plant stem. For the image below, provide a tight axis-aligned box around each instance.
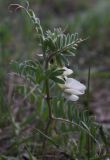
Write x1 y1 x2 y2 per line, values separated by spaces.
45 79 52 119
52 117 100 146
42 55 53 153
44 53 53 120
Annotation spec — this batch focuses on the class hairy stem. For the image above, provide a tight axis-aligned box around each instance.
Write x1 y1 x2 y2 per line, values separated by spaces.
45 79 52 119
52 116 100 147
42 55 53 153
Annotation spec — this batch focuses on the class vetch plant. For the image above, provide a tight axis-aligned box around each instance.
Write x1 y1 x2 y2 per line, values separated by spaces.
8 2 106 159
9 2 86 117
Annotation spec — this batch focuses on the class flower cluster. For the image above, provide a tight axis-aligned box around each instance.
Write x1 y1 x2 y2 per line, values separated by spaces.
59 67 86 101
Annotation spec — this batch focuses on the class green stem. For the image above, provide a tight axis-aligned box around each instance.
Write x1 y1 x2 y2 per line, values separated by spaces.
42 55 53 153
52 117 98 144
35 128 59 148
44 53 53 120
45 79 52 119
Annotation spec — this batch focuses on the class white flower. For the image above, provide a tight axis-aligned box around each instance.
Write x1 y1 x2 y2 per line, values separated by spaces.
62 66 73 76
57 66 73 87
63 93 79 101
63 77 86 101
58 67 86 101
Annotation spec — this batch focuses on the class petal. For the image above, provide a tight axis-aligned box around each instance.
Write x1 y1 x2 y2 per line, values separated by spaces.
64 93 79 101
65 78 86 91
64 88 85 95
63 67 73 76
